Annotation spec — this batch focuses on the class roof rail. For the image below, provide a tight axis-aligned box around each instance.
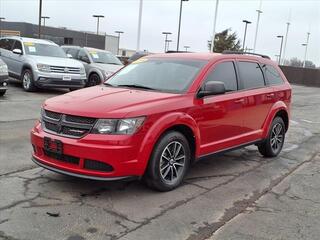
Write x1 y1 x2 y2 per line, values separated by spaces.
222 50 270 59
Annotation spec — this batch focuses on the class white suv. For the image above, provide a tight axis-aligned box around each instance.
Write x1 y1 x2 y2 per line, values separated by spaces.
0 36 86 91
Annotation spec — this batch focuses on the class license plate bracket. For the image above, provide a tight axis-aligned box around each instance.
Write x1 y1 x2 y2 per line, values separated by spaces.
44 137 63 155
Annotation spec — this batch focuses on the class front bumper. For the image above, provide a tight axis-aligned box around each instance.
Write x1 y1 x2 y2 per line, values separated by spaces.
30 122 146 179
34 71 86 89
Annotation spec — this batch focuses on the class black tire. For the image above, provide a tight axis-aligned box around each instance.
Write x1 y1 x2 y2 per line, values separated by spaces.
144 131 191 191
86 73 101 87
258 116 286 157
0 90 6 96
21 69 37 92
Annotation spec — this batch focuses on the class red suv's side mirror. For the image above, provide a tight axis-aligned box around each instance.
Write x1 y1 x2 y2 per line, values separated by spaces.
197 81 226 98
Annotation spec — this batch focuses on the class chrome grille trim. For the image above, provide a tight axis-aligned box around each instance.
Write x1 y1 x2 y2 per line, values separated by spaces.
41 110 96 138
49 66 81 74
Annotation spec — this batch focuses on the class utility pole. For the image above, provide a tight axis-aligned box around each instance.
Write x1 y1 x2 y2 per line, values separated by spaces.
176 0 189 51
166 40 173 51
41 16 50 27
38 0 42 38
282 22 290 65
136 0 143 51
184 46 190 52
253 0 262 53
92 15 104 35
210 0 219 52
303 32 311 68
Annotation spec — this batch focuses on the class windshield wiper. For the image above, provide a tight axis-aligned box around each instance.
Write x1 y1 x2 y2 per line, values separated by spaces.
116 84 156 90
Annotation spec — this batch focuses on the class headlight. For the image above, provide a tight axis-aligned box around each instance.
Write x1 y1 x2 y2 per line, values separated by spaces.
0 64 8 74
102 70 114 79
80 67 86 75
92 117 145 135
37 64 51 72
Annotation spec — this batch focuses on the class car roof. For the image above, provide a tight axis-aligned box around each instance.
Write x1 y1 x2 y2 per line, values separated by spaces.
61 45 111 53
1 36 57 45
146 52 277 65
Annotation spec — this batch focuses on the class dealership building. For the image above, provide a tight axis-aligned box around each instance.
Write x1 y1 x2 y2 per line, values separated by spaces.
0 21 124 55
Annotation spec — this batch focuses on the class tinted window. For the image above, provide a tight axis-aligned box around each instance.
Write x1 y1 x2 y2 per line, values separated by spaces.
107 59 206 93
88 50 122 65
66 48 80 58
263 64 284 85
205 62 237 91
12 40 23 51
0 39 14 50
238 61 265 89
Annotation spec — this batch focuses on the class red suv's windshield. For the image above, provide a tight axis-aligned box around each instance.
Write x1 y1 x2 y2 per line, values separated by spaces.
106 58 207 93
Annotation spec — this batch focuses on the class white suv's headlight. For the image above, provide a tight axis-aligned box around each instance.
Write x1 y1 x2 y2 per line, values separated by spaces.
80 67 86 75
37 64 51 72
0 64 8 74
102 70 114 79
92 117 145 135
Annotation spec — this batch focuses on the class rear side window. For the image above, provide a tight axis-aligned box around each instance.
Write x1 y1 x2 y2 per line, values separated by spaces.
66 48 79 59
12 40 23 52
263 64 284 85
0 38 14 50
204 62 237 91
238 61 265 89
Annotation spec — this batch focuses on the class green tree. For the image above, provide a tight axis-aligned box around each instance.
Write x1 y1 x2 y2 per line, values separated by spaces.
208 28 241 53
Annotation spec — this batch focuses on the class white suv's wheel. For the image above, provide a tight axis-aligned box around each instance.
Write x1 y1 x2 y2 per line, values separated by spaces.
22 69 36 92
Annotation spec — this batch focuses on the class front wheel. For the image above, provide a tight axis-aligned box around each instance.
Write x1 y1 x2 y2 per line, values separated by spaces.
144 131 191 191
86 73 101 87
22 69 37 92
258 117 286 157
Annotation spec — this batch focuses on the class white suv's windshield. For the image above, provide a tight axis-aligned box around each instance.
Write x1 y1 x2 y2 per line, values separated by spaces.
88 50 122 65
24 42 67 58
106 58 206 93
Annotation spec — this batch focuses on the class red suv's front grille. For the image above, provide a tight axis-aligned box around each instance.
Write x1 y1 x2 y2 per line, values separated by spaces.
42 110 96 138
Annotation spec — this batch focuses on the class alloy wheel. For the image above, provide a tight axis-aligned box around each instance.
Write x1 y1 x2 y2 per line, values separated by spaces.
23 72 31 90
270 123 284 153
159 141 186 184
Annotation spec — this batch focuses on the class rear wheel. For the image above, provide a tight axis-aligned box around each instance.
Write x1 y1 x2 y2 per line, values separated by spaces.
144 131 191 191
87 73 101 87
22 69 37 92
258 116 285 157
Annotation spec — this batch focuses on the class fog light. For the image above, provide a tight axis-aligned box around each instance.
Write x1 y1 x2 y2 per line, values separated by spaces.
3 82 7 87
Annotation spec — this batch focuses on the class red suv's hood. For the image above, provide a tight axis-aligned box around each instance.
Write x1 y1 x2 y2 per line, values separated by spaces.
44 86 180 118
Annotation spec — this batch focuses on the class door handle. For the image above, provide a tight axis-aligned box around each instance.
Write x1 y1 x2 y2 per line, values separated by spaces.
234 98 245 104
266 93 275 98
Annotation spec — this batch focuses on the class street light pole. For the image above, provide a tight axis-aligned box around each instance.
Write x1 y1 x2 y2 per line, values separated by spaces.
184 46 190 52
166 40 173 51
41 16 50 28
176 0 189 51
242 20 251 51
0 17 5 37
92 15 104 35
210 0 219 52
38 0 42 38
115 31 124 55
302 32 311 68
136 0 143 51
253 0 263 53
282 22 290 65
277 35 284 65
162 32 172 52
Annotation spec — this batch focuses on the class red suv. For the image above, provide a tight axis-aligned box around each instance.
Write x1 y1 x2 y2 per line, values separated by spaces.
31 52 291 191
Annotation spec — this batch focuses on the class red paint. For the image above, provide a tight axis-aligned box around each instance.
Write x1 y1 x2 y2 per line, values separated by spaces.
30 53 291 179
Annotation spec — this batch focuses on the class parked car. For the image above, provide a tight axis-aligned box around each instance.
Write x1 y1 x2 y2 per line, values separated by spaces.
62 46 123 87
0 37 86 92
31 52 291 191
0 58 8 96
127 51 149 64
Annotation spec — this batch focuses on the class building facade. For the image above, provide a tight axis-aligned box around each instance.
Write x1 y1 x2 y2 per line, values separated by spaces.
0 21 119 55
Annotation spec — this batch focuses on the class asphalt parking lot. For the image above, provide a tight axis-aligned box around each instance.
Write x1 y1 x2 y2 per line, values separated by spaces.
1 80 320 240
